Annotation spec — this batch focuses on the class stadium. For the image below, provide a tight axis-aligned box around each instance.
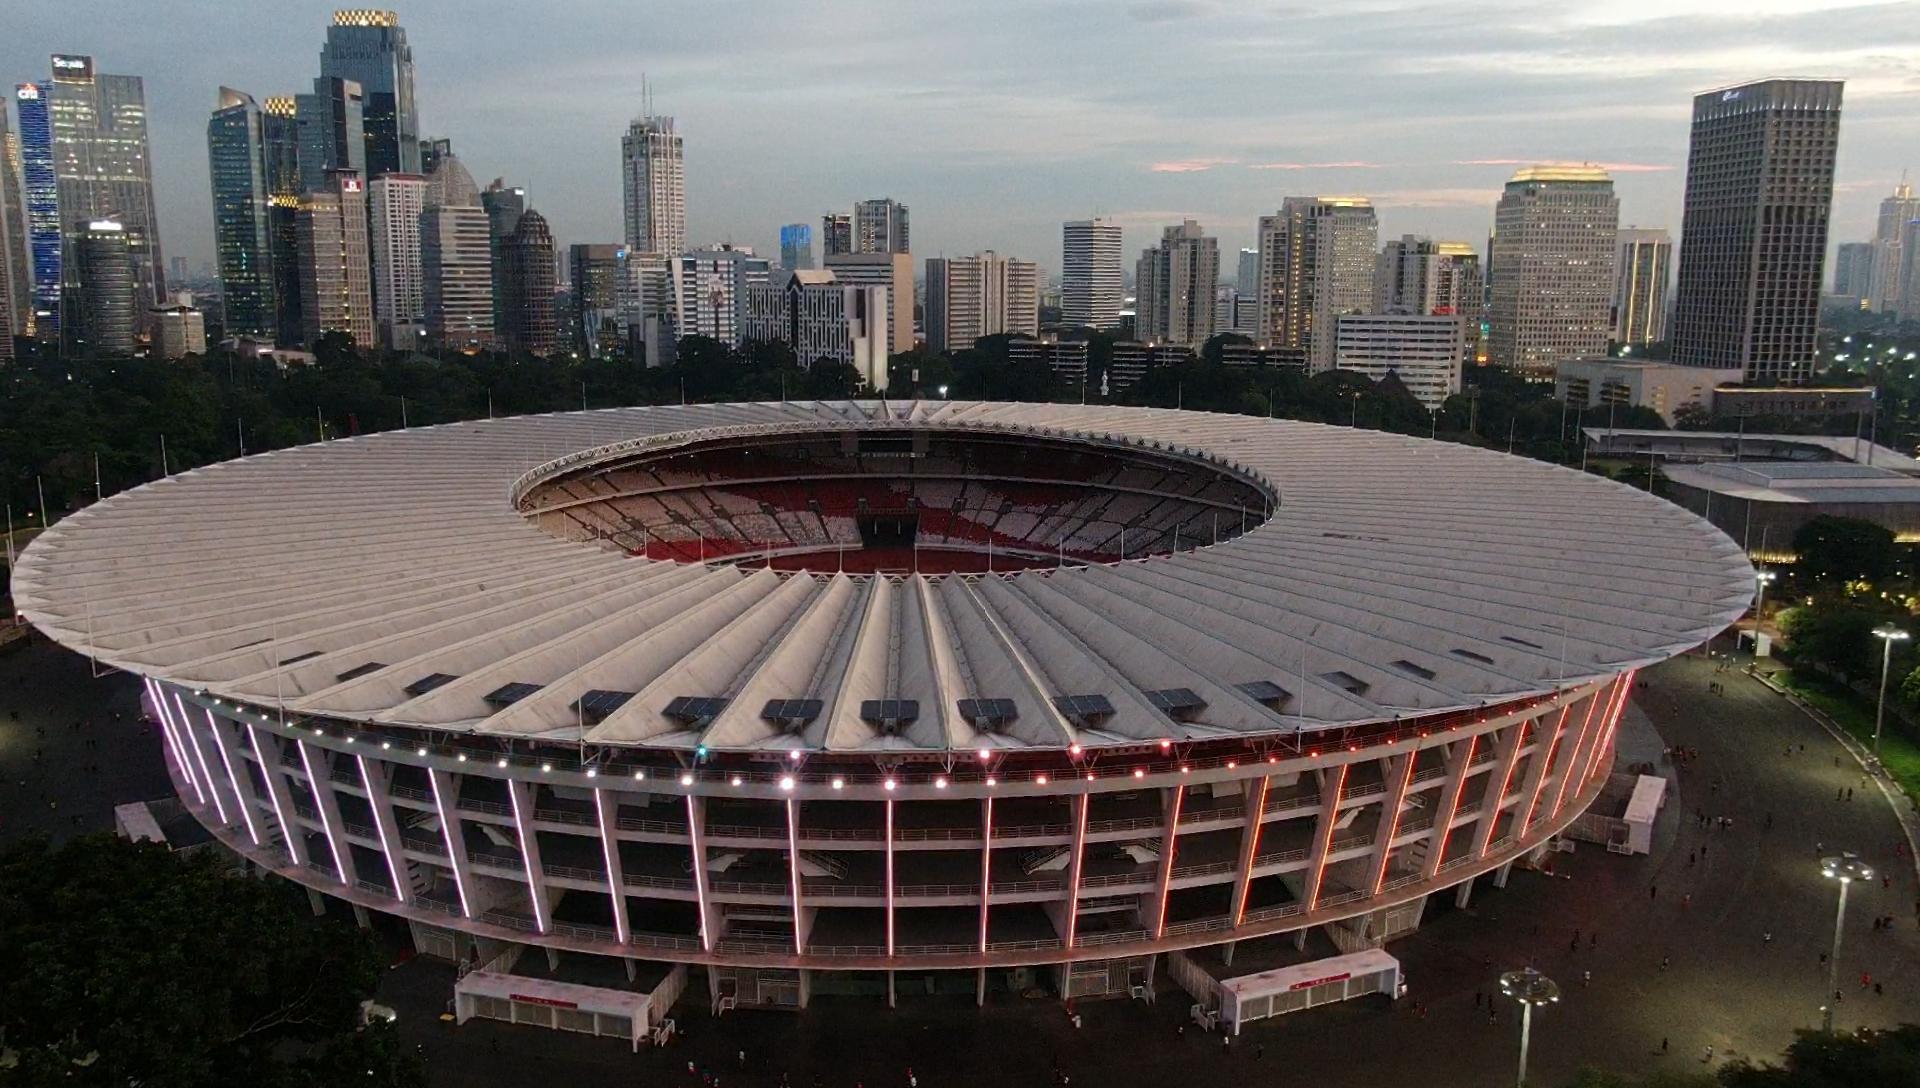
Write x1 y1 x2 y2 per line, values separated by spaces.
11 400 1751 1022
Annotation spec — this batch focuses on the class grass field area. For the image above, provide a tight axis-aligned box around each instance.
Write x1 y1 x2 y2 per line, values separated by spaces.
1776 668 1920 807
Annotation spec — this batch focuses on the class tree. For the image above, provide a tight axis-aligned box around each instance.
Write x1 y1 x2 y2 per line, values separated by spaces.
0 835 425 1087
1793 515 1897 588
1779 601 1889 681
1673 401 1714 431
1717 1025 1920 1086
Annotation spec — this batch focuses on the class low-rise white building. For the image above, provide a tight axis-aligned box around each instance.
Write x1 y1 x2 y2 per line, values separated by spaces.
1554 357 1740 425
1333 313 1464 409
743 269 888 391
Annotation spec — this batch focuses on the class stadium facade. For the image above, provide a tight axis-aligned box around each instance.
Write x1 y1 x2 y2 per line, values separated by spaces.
11 401 1751 1008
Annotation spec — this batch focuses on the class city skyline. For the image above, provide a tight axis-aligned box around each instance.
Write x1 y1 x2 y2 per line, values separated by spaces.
4 0 1915 280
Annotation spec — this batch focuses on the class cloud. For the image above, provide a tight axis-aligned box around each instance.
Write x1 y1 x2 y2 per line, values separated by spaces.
1149 158 1238 173
1371 188 1506 208
1453 158 1674 172
1126 0 1210 21
1247 160 1390 170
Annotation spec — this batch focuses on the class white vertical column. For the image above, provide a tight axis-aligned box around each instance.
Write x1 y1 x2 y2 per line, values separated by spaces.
1063 793 1089 947
784 798 804 956
247 724 308 866
1472 719 1529 858
598 787 631 944
1366 751 1417 894
355 755 412 903
685 794 714 951
506 779 550 932
144 679 204 805
296 739 349 882
201 709 262 846
1421 735 1478 880
1547 686 1606 818
427 766 475 917
884 798 897 956
1302 763 1348 911
174 693 231 826
1229 773 1270 926
1151 784 1184 938
977 796 993 953
1512 706 1571 839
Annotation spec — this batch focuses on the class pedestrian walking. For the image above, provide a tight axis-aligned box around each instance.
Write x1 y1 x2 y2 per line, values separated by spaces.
1661 1038 1670 1054
1582 970 1591 987
1764 931 1773 945
1702 843 1708 860
1688 850 1696 867
1660 956 1670 971
738 1050 747 1070
1590 933 1597 949
1703 1045 1715 1064
1848 788 1855 801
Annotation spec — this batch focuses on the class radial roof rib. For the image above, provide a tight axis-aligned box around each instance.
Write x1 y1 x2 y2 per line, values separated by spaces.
578 570 821 745
938 579 1078 749
824 577 943 751
1007 572 1282 736
588 573 826 748
227 563 699 705
375 568 761 731
971 575 1173 743
705 574 872 752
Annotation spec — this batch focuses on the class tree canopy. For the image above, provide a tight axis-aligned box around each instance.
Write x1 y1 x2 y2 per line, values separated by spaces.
1793 516 1898 588
0 835 424 1087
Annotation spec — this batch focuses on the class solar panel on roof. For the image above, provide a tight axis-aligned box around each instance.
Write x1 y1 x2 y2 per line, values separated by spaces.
404 672 459 697
576 689 637 719
1145 688 1206 714
859 699 920 725
281 650 322 665
761 698 824 724
1051 693 1116 720
335 661 386 682
957 698 1017 725
1319 671 1369 696
664 695 729 722
1235 680 1291 707
483 682 544 707
1391 660 1437 681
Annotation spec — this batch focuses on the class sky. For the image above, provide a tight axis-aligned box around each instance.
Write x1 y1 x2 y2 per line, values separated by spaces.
6 0 1918 283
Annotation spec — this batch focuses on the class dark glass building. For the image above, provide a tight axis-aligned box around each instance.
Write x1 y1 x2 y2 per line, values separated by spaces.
320 10 419 178
70 219 133 356
207 88 276 338
499 209 556 357
15 82 62 341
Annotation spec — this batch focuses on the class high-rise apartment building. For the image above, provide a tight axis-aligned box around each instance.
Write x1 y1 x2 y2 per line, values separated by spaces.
621 115 684 258
743 269 888 390
0 106 30 349
821 214 852 258
1871 182 1920 315
207 88 278 339
1374 236 1482 317
1902 219 1920 323
420 157 490 351
498 208 557 357
294 76 365 195
1135 219 1218 348
1671 80 1842 385
69 219 133 356
1610 228 1672 346
1833 242 1874 303
295 170 374 347
48 55 165 321
1257 197 1378 369
368 172 427 349
14 82 61 341
1061 218 1122 330
569 244 623 355
1488 165 1618 374
923 251 1040 352
319 9 419 177
620 250 675 366
853 198 909 254
779 223 814 270
671 245 770 346
823 251 914 355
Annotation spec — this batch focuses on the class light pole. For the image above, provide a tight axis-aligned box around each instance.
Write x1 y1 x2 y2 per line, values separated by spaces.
1819 853 1872 1032
1751 569 1775 642
1872 625 1908 756
1499 967 1560 1087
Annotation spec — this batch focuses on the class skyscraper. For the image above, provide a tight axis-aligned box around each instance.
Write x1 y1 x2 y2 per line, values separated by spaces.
481 179 525 335
295 169 374 348
853 198 909 254
1257 196 1378 369
1061 218 1122 331
368 172 427 348
295 76 365 194
1833 241 1875 303
569 243 623 355
262 96 304 346
69 219 133 356
1610 228 1672 346
1671 79 1842 385
48 55 165 319
421 157 492 352
1374 236 1482 317
319 9 419 177
621 115 684 258
1488 165 1618 374
821 213 852 258
822 251 914 354
14 82 61 341
672 245 771 346
923 251 1040 352
779 223 814 270
0 105 30 347
499 208 557 356
1135 219 1218 347
207 88 277 338
1870 182 1920 314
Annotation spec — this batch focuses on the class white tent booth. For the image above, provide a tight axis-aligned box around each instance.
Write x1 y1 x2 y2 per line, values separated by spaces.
455 963 687 1052
1216 949 1402 1034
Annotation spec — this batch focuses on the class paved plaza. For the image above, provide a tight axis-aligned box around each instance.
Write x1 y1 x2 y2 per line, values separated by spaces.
2 636 1916 1087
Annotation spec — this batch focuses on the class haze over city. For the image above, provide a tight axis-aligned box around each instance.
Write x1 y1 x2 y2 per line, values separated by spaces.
5 0 1917 275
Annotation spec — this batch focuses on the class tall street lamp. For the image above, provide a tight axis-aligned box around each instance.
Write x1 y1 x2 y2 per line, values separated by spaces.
1752 569 1775 642
1500 966 1560 1087
1819 853 1873 1032
1872 624 1908 756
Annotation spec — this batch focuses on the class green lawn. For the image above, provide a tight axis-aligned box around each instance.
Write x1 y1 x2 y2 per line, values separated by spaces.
1775 669 1920 807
